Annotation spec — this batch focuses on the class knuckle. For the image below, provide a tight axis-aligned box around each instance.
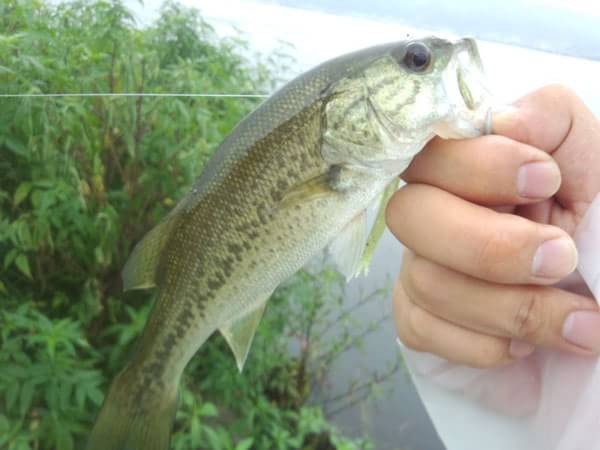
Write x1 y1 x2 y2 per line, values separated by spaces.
513 290 547 343
392 279 417 349
518 85 580 152
503 136 529 158
385 184 429 237
403 255 438 301
406 307 431 351
396 327 421 351
479 135 522 166
397 306 429 352
476 215 532 281
506 109 534 145
471 342 511 368
385 190 404 233
541 84 578 103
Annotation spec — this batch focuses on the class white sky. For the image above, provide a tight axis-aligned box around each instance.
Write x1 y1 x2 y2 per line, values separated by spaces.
271 0 600 61
125 0 600 116
544 0 600 15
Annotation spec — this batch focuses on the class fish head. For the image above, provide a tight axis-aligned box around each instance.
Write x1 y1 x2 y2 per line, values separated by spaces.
322 37 491 174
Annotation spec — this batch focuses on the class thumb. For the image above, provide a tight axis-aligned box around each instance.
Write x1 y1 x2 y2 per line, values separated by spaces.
493 85 600 213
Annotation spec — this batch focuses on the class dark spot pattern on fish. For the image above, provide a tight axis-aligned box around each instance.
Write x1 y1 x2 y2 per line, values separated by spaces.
227 243 244 261
117 91 327 416
207 277 224 291
388 81 420 116
218 255 235 277
277 179 288 191
369 75 399 95
339 95 364 120
154 333 177 362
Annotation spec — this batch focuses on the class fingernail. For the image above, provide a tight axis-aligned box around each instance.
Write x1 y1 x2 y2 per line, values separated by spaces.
491 105 519 133
509 339 535 358
562 311 600 352
531 237 578 278
517 161 561 199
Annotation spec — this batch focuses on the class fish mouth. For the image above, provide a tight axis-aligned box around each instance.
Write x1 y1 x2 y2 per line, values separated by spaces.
433 38 492 139
455 38 486 111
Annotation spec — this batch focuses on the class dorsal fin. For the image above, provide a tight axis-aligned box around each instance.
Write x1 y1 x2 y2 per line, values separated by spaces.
121 209 181 291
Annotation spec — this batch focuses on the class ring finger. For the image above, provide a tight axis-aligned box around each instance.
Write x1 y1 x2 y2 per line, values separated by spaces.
399 251 598 354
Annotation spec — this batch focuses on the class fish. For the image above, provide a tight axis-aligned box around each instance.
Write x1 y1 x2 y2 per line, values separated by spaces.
87 36 491 450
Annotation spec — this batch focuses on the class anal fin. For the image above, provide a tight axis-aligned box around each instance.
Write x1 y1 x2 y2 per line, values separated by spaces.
219 295 271 372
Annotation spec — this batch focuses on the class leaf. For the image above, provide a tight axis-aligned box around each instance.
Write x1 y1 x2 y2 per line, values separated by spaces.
6 383 18 411
0 280 6 294
3 249 18 270
235 437 254 450
15 254 32 279
3 137 27 156
94 246 104 264
87 386 104 406
13 182 32 207
0 415 10 445
22 55 45 72
204 426 226 449
198 402 218 417
19 380 35 416
55 422 74 450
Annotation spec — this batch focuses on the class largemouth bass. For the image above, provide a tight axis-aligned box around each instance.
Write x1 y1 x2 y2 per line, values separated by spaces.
87 37 490 449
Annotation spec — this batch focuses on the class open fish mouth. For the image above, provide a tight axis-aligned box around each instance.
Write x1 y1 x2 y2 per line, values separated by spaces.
433 37 492 139
455 38 488 111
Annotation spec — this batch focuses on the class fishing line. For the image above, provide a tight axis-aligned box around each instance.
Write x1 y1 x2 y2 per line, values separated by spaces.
0 93 269 98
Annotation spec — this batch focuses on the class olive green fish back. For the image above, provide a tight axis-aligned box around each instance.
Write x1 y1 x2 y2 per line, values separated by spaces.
192 42 401 192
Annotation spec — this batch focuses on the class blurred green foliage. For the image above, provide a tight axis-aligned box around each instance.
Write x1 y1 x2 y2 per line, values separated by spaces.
0 1 393 449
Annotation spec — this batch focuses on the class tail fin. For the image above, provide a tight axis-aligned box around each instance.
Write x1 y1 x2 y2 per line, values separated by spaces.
87 369 178 450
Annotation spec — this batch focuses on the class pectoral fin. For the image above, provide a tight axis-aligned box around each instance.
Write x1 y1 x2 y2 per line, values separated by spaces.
357 177 400 276
220 297 270 372
328 178 399 280
277 164 354 212
328 210 368 281
278 173 335 211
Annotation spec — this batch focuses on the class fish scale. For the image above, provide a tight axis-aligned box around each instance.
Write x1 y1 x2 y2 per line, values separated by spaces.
87 36 490 450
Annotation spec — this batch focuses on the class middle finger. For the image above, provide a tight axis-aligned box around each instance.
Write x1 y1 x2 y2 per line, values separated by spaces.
386 183 578 285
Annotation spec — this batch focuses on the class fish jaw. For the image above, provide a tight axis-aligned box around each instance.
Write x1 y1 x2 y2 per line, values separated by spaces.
434 37 492 139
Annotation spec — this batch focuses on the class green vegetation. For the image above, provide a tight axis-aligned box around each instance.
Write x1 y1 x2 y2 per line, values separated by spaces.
0 1 397 449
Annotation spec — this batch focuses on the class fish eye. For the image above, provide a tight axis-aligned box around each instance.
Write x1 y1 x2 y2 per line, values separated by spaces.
399 42 432 73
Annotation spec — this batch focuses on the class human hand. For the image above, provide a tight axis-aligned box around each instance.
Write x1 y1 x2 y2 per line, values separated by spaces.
387 85 600 368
